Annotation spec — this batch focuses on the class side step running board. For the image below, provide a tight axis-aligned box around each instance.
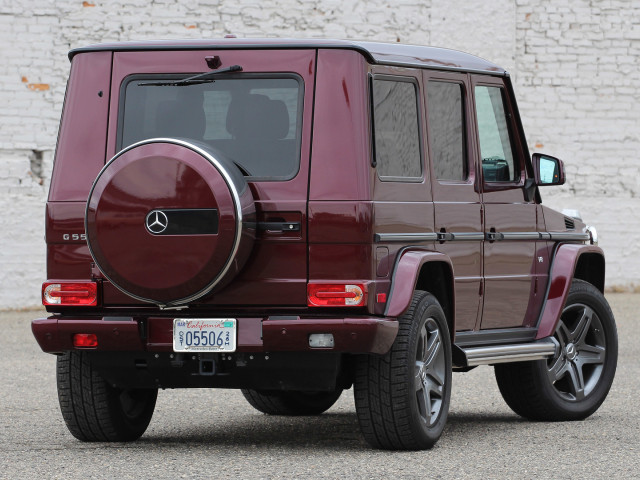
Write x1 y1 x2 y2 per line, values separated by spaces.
453 338 557 367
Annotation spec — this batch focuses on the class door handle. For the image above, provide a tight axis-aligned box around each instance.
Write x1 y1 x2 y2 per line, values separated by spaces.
486 228 504 242
437 231 454 243
437 228 454 243
257 222 301 232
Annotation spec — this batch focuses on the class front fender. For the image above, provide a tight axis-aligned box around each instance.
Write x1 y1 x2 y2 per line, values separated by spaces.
535 243 605 339
385 249 454 319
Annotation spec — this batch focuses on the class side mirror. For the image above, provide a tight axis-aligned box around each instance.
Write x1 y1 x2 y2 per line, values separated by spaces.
532 153 565 186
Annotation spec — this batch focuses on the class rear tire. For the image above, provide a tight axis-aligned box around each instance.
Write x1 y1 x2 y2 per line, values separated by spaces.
495 279 618 421
241 389 343 415
354 290 452 450
57 351 157 441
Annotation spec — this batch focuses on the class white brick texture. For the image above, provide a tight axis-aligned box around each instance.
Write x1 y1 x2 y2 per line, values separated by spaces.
0 0 638 308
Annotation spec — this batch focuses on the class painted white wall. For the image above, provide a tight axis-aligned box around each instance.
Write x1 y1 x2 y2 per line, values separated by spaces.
1 0 638 308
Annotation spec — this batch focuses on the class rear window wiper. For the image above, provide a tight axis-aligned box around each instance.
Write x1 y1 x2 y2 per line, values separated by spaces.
138 65 243 87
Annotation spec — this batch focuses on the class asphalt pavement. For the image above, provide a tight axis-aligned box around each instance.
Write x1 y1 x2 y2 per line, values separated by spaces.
1 294 638 479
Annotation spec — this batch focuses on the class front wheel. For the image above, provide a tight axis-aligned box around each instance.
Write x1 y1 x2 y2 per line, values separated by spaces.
57 351 157 441
495 279 618 421
354 290 452 450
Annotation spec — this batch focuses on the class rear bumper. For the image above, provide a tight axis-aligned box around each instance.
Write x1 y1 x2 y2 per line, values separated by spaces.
32 315 398 355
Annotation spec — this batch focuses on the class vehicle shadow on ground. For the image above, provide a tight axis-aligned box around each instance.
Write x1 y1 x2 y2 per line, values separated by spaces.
138 411 525 450
142 412 366 449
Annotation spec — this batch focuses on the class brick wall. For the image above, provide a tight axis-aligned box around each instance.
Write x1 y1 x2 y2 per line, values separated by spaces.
0 0 638 308
514 0 640 291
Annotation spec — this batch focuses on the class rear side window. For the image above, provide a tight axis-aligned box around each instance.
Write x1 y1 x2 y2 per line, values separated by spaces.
118 75 303 181
427 81 467 181
372 78 422 180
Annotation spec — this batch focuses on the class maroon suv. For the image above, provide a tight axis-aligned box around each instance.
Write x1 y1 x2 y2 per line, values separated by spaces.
32 39 618 450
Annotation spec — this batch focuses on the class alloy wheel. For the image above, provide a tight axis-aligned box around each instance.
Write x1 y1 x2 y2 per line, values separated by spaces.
415 318 446 426
547 303 606 401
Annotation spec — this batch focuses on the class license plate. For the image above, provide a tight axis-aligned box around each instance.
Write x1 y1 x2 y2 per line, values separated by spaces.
173 319 237 352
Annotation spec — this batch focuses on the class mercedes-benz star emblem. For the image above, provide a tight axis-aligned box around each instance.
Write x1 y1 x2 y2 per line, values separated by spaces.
146 210 168 234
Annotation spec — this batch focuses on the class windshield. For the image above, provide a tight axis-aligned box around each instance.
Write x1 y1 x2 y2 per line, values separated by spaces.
118 75 303 180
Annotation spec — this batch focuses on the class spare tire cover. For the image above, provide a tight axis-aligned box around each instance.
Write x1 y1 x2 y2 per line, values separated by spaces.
86 138 255 307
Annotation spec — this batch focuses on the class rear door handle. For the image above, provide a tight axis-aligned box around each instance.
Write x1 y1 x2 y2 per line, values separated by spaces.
436 231 454 242
257 222 301 232
486 229 504 242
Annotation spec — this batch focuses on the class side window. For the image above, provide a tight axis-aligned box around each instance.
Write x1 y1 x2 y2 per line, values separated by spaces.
475 86 518 182
372 78 422 180
427 81 467 181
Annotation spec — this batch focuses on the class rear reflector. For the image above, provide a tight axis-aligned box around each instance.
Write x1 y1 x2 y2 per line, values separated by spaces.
307 283 366 307
42 281 98 306
73 333 98 348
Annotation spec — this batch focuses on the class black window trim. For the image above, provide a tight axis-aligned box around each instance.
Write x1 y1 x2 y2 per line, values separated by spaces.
116 72 305 182
371 74 425 183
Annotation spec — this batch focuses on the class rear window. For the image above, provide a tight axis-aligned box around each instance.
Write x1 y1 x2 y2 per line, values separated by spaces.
118 75 303 181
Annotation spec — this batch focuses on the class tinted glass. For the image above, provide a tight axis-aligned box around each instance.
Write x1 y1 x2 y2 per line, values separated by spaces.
427 81 467 181
120 76 302 180
372 79 422 179
475 86 518 182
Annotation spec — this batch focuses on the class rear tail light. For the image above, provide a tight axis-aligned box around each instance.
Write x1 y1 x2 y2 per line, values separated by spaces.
42 281 98 306
307 283 366 307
